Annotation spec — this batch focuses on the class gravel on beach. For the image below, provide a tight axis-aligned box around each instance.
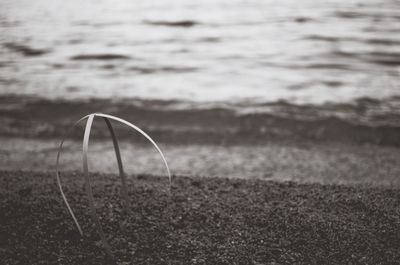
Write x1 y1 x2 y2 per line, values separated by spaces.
1 170 400 264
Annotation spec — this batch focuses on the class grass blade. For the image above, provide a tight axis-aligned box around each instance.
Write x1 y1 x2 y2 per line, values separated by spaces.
55 112 172 260
95 113 172 189
82 114 114 258
55 114 91 236
103 117 131 214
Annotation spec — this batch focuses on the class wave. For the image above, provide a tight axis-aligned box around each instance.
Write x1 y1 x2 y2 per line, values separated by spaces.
306 35 400 46
70 54 131 60
143 20 199 27
0 95 399 147
4 43 50 57
333 50 400 67
128 66 198 74
334 10 400 20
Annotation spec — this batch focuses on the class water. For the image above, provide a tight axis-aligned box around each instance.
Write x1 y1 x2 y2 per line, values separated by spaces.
1 0 400 106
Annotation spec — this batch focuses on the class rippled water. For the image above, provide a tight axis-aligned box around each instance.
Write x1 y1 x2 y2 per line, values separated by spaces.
1 0 400 106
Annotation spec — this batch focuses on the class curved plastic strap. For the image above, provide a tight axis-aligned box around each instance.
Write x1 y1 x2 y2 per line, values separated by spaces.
56 112 171 259
82 114 114 257
103 117 131 213
95 113 172 187
55 114 91 236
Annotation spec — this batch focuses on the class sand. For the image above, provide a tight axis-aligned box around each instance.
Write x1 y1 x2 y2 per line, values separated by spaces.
1 171 400 264
2 138 400 186
1 95 400 186
1 95 400 264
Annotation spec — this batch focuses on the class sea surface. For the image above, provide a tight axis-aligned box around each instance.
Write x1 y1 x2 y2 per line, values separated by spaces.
1 0 400 118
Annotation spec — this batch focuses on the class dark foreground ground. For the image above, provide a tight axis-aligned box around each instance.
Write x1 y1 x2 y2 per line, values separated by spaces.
1 171 400 265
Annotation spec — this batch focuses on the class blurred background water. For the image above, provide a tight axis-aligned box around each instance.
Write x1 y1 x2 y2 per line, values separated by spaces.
1 0 400 182
1 0 400 108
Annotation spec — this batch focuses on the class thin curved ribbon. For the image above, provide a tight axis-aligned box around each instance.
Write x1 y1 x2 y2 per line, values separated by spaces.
82 114 113 257
55 113 172 258
95 113 171 187
103 117 131 213
55 114 91 236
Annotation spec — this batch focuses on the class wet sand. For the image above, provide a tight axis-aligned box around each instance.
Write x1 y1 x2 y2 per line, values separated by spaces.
1 95 400 186
1 95 399 146
1 137 400 186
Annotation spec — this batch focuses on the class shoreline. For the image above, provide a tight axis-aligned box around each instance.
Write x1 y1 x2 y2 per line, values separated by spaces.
1 95 400 186
1 137 400 186
1 95 400 147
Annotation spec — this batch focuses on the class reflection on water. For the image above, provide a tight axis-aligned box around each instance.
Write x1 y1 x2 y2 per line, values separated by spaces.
0 0 400 106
